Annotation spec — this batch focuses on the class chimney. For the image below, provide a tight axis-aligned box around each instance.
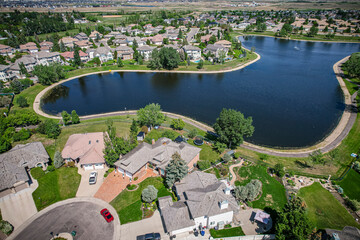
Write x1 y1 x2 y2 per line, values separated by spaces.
224 187 231 195
152 139 155 145
219 200 228 210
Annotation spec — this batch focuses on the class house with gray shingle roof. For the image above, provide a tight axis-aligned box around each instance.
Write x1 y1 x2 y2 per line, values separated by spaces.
114 137 200 181
0 142 49 197
159 171 239 236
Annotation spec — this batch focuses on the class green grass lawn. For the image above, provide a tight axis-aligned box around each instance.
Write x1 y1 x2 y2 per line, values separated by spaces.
210 226 245 238
337 169 360 201
235 165 287 211
110 177 172 224
298 182 359 230
32 167 81 211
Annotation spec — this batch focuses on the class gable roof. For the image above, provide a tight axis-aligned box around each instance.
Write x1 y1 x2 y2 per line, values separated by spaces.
62 132 105 165
0 142 49 190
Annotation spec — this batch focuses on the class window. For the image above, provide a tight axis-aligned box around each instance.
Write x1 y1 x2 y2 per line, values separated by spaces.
210 221 215 225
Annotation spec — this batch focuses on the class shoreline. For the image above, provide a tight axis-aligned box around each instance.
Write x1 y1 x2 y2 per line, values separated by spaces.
240 33 360 44
33 56 354 157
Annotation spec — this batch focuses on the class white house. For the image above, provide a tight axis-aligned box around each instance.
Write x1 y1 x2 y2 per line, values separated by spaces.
87 46 113 63
31 51 61 66
159 171 239 237
0 65 12 82
137 45 156 61
182 45 201 61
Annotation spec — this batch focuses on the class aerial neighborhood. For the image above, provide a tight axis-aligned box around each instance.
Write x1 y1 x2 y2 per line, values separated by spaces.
0 5 360 240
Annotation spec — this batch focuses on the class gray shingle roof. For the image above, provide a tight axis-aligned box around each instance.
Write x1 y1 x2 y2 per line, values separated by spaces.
183 45 201 51
159 196 195 232
0 142 49 190
325 226 360 240
205 44 226 52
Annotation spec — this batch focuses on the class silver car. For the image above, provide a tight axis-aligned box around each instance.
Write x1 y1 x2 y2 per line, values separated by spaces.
89 171 97 185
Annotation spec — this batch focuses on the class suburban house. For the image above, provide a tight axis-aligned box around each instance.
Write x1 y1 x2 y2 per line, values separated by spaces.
10 55 37 78
0 44 15 56
76 40 91 49
31 51 61 66
114 137 201 181
0 142 49 198
59 37 78 48
39 41 54 52
182 45 201 61
115 46 134 60
61 51 89 62
62 132 106 171
19 42 38 53
89 31 103 40
151 34 164 45
159 171 239 236
74 32 89 41
204 44 229 58
137 45 156 61
201 34 212 43
215 40 232 49
0 65 13 82
87 46 113 63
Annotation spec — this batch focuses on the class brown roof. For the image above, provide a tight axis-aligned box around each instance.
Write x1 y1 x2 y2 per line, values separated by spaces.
62 132 105 165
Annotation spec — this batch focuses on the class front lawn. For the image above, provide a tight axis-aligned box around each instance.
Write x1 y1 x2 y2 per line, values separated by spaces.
298 182 359 230
336 169 360 201
210 226 245 238
110 177 172 224
235 165 286 211
32 167 81 211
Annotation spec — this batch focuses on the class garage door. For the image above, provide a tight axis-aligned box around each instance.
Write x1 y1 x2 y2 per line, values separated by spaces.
83 164 94 171
94 163 104 169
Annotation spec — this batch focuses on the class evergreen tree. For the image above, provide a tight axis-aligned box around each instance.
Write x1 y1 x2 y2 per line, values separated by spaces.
71 110 80 124
74 48 81 66
130 119 138 137
61 111 71 126
117 57 124 67
19 62 28 76
165 152 188 188
54 151 64 168
10 80 23 94
59 41 65 52
52 41 60 52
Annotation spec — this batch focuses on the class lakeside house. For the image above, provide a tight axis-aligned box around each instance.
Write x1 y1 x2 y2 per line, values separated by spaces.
114 137 201 181
0 142 49 198
62 132 106 171
182 45 201 61
159 171 239 236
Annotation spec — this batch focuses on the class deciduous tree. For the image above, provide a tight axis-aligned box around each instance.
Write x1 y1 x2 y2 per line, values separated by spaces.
142 185 158 203
137 103 165 128
71 110 80 124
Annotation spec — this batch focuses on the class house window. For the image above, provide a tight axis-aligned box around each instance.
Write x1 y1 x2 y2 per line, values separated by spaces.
210 221 215 225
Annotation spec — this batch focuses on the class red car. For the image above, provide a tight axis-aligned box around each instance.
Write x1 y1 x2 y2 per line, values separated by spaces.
100 208 114 223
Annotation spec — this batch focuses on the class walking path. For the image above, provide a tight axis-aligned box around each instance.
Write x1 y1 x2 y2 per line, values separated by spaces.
33 56 356 158
229 160 244 186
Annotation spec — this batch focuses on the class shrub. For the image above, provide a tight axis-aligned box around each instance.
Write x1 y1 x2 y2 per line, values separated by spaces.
141 126 149 134
53 151 64 168
66 161 75 168
334 185 344 194
273 163 285 177
219 166 229 176
47 165 55 172
30 167 45 179
234 179 262 202
188 129 197 139
127 184 137 190
41 120 61 139
142 185 158 203
0 220 13 235
198 160 211 170
213 141 227 153
234 152 241 159
134 176 138 181
345 198 360 211
13 128 31 141
223 153 232 163
16 96 29 108
161 130 178 140
354 161 360 173
171 118 185 130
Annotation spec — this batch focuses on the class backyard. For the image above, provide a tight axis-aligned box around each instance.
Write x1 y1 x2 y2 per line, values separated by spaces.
234 164 287 211
336 169 360 201
298 182 359 230
110 177 173 224
31 167 81 211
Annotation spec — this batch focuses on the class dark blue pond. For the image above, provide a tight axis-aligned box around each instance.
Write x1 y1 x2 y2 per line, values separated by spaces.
42 36 360 148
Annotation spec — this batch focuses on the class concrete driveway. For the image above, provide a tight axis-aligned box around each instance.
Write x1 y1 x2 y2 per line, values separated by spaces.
76 167 106 197
8 197 120 240
0 187 38 228
120 210 169 240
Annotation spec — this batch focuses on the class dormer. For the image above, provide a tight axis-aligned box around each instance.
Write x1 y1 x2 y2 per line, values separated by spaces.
219 200 228 210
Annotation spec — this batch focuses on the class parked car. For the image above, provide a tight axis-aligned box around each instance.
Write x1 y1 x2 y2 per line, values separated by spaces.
89 171 97 185
100 208 114 223
136 232 161 240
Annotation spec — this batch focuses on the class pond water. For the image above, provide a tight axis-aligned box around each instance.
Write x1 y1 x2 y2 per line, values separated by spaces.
41 36 360 148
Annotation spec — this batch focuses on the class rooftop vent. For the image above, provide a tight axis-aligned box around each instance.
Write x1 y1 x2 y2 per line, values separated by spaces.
89 140 91 144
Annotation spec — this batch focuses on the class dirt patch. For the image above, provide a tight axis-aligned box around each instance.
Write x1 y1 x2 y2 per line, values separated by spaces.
263 194 274 204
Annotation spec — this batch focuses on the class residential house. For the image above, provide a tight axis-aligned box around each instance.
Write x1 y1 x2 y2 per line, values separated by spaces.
215 40 232 49
31 51 61 66
39 41 53 52
59 37 78 48
62 132 106 171
115 46 134 60
75 40 91 49
74 32 89 41
61 51 89 62
151 34 164 45
182 45 201 61
325 226 360 240
204 44 228 59
19 42 38 53
159 171 239 236
0 44 15 56
87 46 113 63
137 45 156 61
114 137 201 181
126 37 143 46
0 142 49 198
89 31 103 41
114 39 128 46
0 65 12 82
10 55 37 78
201 34 212 43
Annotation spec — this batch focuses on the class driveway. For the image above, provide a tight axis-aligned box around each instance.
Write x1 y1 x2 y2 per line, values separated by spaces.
0 187 38 228
8 197 120 240
76 167 106 197
120 210 169 240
